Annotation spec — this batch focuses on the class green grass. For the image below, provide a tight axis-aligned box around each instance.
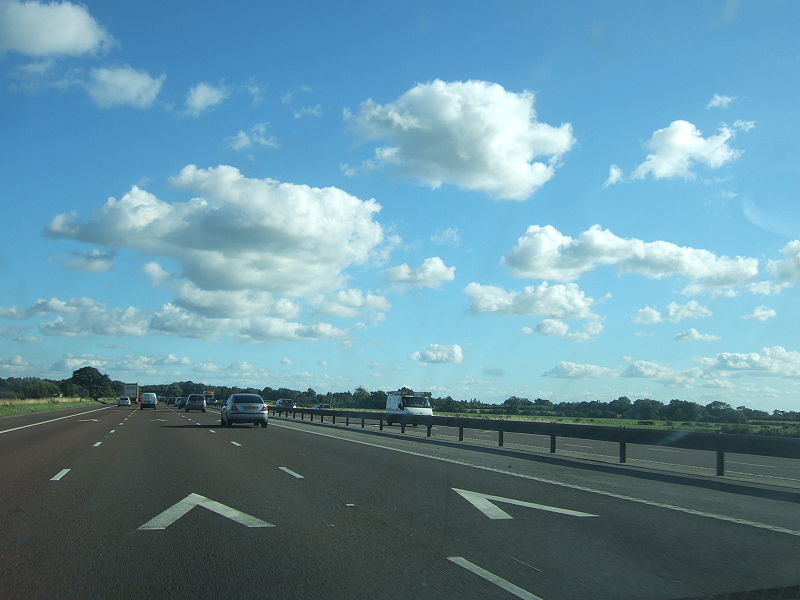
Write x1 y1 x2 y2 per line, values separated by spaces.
0 399 106 418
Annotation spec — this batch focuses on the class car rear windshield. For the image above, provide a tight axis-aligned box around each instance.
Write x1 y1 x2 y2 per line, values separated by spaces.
187 395 204 401
233 395 263 404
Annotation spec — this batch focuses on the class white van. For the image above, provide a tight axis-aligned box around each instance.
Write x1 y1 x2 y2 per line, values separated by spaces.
385 390 432 425
140 392 158 410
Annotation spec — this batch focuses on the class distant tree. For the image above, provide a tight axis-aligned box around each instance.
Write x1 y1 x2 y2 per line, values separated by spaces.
352 387 370 407
69 366 115 399
609 396 632 415
166 383 184 397
626 398 664 420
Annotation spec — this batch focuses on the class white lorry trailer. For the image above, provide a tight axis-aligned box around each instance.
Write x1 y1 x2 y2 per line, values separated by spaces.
122 382 139 404
385 390 432 425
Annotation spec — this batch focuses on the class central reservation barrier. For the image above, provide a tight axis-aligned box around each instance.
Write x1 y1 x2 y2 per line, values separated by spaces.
268 407 800 476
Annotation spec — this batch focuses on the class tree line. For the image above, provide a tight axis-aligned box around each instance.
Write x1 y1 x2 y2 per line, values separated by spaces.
1 367 797 426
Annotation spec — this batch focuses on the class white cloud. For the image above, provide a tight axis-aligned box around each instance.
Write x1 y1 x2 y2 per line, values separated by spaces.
699 346 800 378
675 328 720 342
386 256 455 289
38 299 149 337
345 79 575 200
236 317 346 343
410 344 463 364
465 281 596 320
0 0 112 57
87 66 164 109
741 306 776 321
51 353 107 372
185 82 229 116
604 164 623 187
171 281 300 320
142 262 170 286
733 119 755 132
63 249 115 272
543 361 614 378
665 300 712 322
631 120 744 180
706 94 735 109
0 355 31 373
532 318 603 342
431 227 460 246
502 224 758 290
768 240 800 285
293 104 322 118
621 360 673 379
314 289 390 322
46 165 388 298
632 306 662 324
225 123 278 151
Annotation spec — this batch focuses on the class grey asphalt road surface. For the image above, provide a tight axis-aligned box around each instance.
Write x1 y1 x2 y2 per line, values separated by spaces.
2 404 799 599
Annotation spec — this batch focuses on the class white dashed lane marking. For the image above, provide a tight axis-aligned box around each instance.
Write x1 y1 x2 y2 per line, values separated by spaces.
50 469 71 481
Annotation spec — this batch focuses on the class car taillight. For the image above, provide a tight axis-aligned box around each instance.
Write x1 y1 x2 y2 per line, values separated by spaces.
261 405 268 411
230 405 238 411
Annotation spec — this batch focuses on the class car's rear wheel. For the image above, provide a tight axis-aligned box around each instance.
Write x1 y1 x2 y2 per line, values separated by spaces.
220 417 224 426
260 422 267 428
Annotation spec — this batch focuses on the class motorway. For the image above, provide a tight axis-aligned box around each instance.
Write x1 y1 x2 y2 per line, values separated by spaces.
2 404 799 600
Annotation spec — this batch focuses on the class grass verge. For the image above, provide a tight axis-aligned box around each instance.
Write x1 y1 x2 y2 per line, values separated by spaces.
0 399 104 418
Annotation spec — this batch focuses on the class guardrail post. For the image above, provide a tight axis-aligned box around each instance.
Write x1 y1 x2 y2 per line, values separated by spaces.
379 418 383 431
499 428 504 447
332 414 336 424
716 451 725 476
300 411 304 420
361 415 365 428
401 421 406 433
619 441 626 463
550 433 556 453
459 426 464 441
427 424 432 437
345 415 349 426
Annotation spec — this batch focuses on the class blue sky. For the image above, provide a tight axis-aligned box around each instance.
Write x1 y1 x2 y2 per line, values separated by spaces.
1 0 800 411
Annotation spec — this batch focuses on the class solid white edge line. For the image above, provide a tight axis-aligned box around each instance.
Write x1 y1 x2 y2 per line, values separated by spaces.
447 557 544 600
278 466 304 479
50 468 71 481
0 406 112 435
270 421 800 538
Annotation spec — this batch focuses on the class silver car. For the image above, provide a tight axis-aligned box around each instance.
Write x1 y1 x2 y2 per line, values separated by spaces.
185 394 207 412
221 394 268 428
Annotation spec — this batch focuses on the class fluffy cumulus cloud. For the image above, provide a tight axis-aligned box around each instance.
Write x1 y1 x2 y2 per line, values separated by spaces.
543 361 614 378
0 0 113 57
621 360 674 379
699 346 800 378
46 164 387 298
768 240 800 285
0 355 31 373
314 289 390 322
226 123 278 151
631 306 662 324
185 82 229 116
674 328 720 342
603 164 624 187
345 79 575 200
706 94 735 109
63 248 115 272
410 343 463 364
86 66 165 109
631 120 745 180
503 224 758 290
632 301 712 324
430 227 460 246
741 306 776 321
465 281 596 320
385 257 455 289
524 318 603 342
